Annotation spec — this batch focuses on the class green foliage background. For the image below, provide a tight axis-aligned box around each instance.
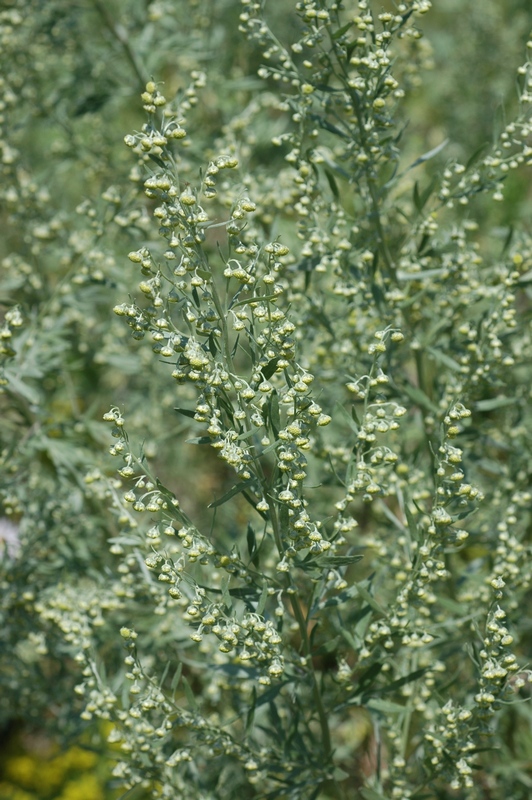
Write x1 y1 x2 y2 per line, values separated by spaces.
1 1 532 799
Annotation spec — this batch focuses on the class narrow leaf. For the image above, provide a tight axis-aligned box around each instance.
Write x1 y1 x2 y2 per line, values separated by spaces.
268 700 283 737
208 331 218 357
268 390 280 437
315 554 363 568
324 168 340 199
174 406 196 419
379 667 427 695
257 583 269 616
246 522 257 558
400 381 439 414
413 176 437 214
465 141 490 171
155 479 179 505
3 370 41 404
229 586 260 600
221 576 232 610
475 395 517 411
171 662 183 695
354 584 388 616
279 504 290 538
417 232 430 255
181 676 199 711
159 660 171 689
406 138 449 171
230 293 278 310
354 662 383 695
309 113 350 139
246 686 257 734
186 435 212 445
339 626 358 650
262 357 281 381
404 501 420 539
332 20 354 39
314 83 342 93
148 153 166 168
313 635 341 656
426 345 463 373
413 180 422 213
367 697 406 714
397 267 447 281
208 477 256 508
335 402 360 433
231 333 240 358
332 767 350 781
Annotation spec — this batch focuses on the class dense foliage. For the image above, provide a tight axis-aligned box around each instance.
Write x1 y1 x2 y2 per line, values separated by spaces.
1 2 532 798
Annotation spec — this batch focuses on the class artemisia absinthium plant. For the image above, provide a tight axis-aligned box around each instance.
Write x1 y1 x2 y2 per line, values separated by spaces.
73 2 532 798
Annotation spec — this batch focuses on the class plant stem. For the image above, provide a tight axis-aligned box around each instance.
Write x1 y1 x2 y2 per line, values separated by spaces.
291 593 333 761
92 0 148 89
268 505 333 764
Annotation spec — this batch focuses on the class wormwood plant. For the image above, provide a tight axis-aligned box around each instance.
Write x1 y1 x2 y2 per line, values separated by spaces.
1 1 532 799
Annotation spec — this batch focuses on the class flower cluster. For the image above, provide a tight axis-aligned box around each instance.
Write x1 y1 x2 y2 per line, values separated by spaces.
2 3 532 800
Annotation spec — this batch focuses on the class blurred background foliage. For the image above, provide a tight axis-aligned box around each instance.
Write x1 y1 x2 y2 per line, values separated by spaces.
1 0 531 797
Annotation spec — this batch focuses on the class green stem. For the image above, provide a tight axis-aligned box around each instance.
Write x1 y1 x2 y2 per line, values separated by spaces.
367 176 396 279
209 272 236 377
262 487 334 763
291 593 333 762
327 33 396 280
414 348 436 477
207 260 272 497
268 498 285 559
